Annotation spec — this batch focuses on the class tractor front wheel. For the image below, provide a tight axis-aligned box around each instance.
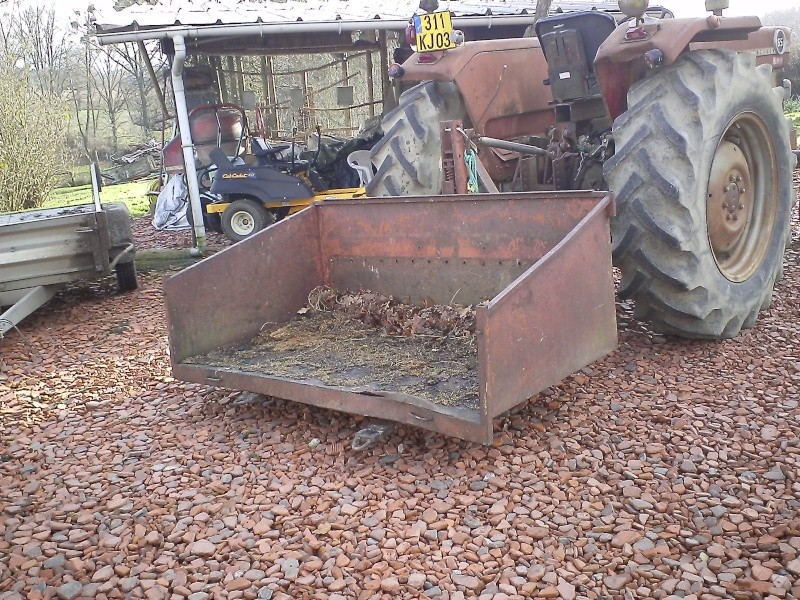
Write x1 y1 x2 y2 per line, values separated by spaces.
605 50 793 339
367 81 466 197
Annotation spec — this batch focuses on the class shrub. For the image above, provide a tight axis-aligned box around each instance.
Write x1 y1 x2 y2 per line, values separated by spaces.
0 58 68 212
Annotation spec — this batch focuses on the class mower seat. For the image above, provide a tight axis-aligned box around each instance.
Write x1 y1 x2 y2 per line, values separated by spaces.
251 138 309 173
251 137 290 159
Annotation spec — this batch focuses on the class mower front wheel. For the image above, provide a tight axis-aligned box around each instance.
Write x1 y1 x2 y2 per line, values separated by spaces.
221 199 275 243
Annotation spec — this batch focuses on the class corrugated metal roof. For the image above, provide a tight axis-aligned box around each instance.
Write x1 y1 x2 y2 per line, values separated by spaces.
95 0 623 32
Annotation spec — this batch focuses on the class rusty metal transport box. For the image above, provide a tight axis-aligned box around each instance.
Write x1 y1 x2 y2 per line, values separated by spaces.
165 192 617 444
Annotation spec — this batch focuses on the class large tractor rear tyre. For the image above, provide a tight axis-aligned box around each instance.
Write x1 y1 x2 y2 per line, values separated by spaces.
605 50 793 339
367 81 465 197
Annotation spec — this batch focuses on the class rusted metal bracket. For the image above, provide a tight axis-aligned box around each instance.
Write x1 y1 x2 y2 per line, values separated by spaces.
440 120 468 195
351 421 395 451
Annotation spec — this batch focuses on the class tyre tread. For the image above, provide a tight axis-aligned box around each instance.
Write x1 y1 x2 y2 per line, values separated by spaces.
605 49 792 339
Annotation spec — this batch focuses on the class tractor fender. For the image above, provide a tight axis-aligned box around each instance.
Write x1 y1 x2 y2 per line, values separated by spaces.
595 16 791 120
397 37 554 140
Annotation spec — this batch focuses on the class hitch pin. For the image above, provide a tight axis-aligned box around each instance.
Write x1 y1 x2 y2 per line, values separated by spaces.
457 127 478 152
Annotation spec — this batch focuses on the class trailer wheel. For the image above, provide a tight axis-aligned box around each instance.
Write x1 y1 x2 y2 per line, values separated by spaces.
221 199 275 243
115 261 138 293
367 81 465 196
605 50 793 339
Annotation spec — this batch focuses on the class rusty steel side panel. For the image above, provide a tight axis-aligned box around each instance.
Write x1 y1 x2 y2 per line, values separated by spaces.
165 208 323 363
453 45 553 141
316 193 603 306
479 196 617 417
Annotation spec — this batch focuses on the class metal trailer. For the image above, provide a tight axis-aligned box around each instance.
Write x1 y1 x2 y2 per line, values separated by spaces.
0 177 137 338
164 191 617 444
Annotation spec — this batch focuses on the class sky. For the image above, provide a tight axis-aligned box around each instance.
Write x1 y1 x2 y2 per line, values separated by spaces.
662 0 798 18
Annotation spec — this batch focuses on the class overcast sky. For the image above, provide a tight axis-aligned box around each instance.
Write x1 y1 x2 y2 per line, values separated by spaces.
661 0 798 18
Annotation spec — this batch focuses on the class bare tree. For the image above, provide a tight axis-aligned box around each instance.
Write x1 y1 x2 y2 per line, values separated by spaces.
10 6 71 96
66 44 97 160
90 47 128 153
0 9 22 64
66 7 101 160
106 41 162 142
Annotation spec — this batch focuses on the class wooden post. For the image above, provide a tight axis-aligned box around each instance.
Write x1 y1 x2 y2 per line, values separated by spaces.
378 30 393 113
226 56 237 102
301 70 311 132
215 57 229 102
366 50 375 118
268 56 278 135
341 55 352 133
535 0 553 21
235 56 245 104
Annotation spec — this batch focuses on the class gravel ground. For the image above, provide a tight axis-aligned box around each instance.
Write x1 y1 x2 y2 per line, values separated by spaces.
1 181 800 600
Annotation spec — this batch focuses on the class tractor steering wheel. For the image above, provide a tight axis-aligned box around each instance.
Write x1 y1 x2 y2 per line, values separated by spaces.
618 6 673 24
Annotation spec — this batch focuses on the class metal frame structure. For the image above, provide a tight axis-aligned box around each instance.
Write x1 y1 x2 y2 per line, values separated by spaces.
94 1 638 252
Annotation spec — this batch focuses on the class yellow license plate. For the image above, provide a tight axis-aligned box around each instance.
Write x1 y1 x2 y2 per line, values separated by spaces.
413 11 455 51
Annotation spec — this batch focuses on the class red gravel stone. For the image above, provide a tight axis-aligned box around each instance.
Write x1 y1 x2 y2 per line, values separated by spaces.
1 180 799 598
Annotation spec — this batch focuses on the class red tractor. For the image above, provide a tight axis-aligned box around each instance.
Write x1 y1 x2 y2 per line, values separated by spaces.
368 0 797 340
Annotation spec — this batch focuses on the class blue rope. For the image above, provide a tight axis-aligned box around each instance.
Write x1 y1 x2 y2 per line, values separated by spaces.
464 148 479 193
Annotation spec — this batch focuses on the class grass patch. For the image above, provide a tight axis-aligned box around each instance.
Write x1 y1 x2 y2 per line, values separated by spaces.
44 178 157 217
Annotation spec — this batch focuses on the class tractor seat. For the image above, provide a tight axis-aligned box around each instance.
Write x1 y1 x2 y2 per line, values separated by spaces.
535 11 617 102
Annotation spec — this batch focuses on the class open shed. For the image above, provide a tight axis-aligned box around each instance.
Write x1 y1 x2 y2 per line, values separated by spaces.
93 0 626 249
